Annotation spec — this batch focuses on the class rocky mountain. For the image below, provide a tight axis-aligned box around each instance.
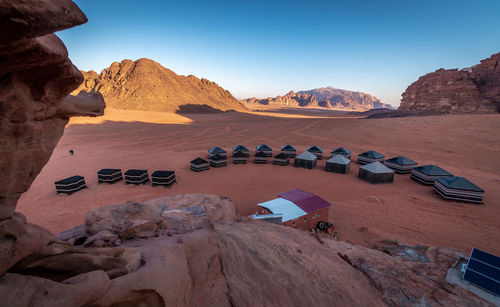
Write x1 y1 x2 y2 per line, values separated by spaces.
399 52 500 113
242 87 391 110
72 58 247 113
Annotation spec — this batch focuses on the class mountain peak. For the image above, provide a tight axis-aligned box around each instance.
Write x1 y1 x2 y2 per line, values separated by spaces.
72 58 246 113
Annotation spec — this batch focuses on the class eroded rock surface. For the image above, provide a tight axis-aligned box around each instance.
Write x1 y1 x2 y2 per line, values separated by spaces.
399 52 500 114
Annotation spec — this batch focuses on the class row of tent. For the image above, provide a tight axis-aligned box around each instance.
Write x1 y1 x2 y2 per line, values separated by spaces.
208 144 350 160
54 169 176 195
193 145 485 204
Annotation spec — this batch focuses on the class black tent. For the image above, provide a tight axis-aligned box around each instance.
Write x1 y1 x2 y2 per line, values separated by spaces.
208 146 226 158
280 144 297 157
325 155 350 174
97 168 123 184
210 154 227 167
124 169 149 185
256 144 272 157
232 145 249 157
434 176 484 204
294 151 317 169
273 153 290 166
55 175 87 195
357 150 385 164
411 165 453 185
152 170 176 187
306 145 323 159
190 157 210 172
254 151 268 164
330 147 351 159
384 156 417 174
358 162 394 184
232 150 248 164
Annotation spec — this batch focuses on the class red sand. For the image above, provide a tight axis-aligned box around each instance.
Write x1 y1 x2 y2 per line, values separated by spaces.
17 110 500 255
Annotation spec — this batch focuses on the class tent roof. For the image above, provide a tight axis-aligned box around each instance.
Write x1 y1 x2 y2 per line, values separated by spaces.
191 157 208 164
55 175 84 185
281 144 296 151
278 189 332 213
208 146 226 154
255 151 267 157
385 156 417 165
327 154 350 164
413 165 452 176
232 144 248 151
436 176 484 192
331 147 351 155
359 150 385 159
210 154 226 161
360 161 394 174
256 144 272 151
258 198 307 222
274 153 289 159
295 151 317 161
307 145 323 152
232 150 248 158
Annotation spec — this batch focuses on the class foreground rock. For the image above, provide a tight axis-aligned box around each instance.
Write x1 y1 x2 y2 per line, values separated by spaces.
49 194 489 306
243 87 391 111
72 58 247 113
399 52 500 114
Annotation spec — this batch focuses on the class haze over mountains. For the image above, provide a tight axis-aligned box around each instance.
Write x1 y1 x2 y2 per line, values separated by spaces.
72 58 247 113
242 87 392 111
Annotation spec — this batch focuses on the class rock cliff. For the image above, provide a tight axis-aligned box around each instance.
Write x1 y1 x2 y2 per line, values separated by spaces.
399 52 500 113
243 87 391 110
72 59 247 113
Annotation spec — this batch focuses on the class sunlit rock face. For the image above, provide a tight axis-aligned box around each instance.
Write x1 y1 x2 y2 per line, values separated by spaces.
72 58 248 113
399 52 500 114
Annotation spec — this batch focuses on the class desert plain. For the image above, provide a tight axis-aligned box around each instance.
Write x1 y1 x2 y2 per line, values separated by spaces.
17 108 500 255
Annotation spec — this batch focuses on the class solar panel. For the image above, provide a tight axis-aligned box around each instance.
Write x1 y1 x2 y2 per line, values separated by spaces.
463 248 500 296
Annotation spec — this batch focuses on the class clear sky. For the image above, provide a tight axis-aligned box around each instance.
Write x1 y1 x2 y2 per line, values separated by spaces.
59 0 500 107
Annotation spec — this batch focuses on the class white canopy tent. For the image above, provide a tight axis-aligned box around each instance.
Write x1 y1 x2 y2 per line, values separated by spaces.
257 198 307 222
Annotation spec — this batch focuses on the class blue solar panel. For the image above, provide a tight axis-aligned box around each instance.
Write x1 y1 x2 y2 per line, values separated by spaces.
471 249 500 268
468 259 500 281
463 248 500 296
463 270 500 296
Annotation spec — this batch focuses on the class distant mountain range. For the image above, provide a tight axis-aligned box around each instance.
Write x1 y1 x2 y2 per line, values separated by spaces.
242 87 392 110
72 58 391 113
72 58 247 113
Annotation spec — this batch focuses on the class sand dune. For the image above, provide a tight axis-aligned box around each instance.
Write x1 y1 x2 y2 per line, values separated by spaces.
18 111 500 255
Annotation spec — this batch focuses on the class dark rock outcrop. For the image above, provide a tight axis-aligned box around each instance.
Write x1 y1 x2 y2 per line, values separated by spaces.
73 59 247 113
399 52 500 113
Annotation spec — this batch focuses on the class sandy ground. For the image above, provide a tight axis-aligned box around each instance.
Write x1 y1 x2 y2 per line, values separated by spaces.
17 109 500 255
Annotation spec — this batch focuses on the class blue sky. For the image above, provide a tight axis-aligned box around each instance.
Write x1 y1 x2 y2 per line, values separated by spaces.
59 0 500 107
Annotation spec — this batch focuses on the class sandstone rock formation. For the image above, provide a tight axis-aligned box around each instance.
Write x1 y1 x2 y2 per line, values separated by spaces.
242 87 391 110
72 59 247 113
50 194 486 306
399 52 500 114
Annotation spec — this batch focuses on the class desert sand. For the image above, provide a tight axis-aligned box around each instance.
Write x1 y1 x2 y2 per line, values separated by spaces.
17 109 500 255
